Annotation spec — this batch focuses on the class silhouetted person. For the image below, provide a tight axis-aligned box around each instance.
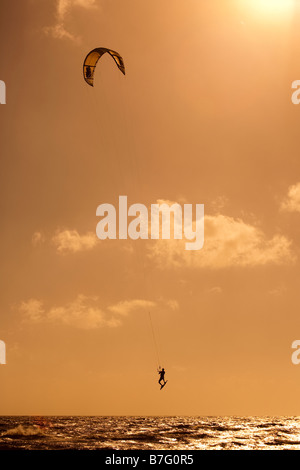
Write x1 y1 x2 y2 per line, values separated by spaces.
158 367 166 387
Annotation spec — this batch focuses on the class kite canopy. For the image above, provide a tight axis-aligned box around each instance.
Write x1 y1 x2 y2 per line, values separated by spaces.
83 47 125 86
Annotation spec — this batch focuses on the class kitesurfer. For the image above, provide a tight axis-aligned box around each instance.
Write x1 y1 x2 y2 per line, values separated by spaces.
158 367 166 387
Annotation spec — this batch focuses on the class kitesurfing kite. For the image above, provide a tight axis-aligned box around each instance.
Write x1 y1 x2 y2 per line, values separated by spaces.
83 47 125 86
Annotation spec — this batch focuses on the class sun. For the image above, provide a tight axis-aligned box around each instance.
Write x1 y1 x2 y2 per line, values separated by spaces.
236 0 298 23
251 0 295 14
256 0 294 12
241 0 295 17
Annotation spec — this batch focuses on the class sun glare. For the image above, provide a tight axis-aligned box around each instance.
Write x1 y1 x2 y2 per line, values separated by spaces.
243 0 295 18
259 0 294 11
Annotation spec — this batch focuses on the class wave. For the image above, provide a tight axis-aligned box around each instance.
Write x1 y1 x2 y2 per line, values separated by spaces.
256 423 283 429
86 432 161 443
267 438 300 446
1 425 47 439
1 416 300 450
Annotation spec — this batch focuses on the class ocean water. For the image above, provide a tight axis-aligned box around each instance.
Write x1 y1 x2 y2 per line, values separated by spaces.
0 416 300 450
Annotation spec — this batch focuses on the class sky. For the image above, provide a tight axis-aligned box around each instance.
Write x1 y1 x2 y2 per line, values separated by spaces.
1 0 300 415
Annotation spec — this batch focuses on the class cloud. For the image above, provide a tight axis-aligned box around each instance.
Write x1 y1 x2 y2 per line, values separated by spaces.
44 23 77 42
20 299 45 322
208 286 223 295
47 295 112 329
268 285 287 296
281 183 300 213
44 0 98 42
108 299 156 316
31 231 45 247
148 214 295 269
210 195 228 213
20 295 112 329
31 228 98 254
163 299 180 311
52 229 98 254
19 296 177 330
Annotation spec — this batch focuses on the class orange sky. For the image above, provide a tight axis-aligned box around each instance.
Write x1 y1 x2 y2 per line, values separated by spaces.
1 0 300 415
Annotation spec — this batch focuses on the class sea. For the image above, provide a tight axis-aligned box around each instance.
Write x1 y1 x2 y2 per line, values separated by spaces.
0 416 300 450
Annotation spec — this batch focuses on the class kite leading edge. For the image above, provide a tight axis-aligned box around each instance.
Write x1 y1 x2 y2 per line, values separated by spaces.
83 47 125 86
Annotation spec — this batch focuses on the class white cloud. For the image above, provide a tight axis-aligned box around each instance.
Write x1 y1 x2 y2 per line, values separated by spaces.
44 0 98 42
52 229 98 254
19 296 177 330
281 183 300 213
148 214 295 269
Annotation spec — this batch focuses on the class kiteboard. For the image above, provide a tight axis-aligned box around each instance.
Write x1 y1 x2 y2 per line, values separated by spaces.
160 381 168 390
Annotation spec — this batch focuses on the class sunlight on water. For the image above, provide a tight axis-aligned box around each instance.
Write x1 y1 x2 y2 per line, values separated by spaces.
0 416 300 450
